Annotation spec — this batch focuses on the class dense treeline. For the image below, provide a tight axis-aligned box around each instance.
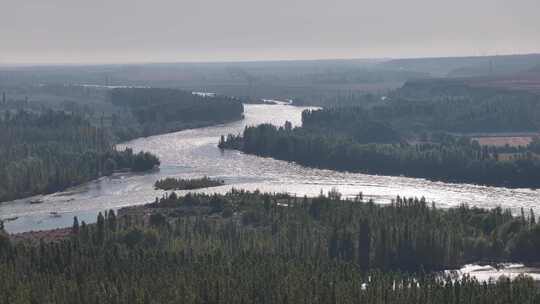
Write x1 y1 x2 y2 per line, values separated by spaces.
221 91 540 187
300 84 540 136
301 107 401 143
220 83 540 189
110 88 244 140
154 176 224 191
0 110 159 202
1 191 539 303
384 80 540 133
0 86 248 202
220 122 540 187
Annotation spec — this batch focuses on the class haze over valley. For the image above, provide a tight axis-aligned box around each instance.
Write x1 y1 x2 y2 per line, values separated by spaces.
1 1 540 302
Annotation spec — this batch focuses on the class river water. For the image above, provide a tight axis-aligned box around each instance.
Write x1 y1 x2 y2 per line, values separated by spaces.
1 104 539 234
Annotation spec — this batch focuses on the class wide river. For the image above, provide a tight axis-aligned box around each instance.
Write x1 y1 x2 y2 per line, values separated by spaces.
2 104 540 234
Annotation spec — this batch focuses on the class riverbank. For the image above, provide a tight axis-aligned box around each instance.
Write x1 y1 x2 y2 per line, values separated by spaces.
0 110 162 204
6 190 540 285
115 115 245 142
2 104 539 235
449 263 540 284
219 124 540 189
0 114 244 205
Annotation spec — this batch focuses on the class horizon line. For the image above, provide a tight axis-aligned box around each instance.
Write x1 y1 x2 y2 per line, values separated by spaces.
1 51 540 68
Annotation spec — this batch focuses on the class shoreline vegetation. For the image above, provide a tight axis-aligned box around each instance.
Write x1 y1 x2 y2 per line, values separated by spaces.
154 176 225 191
0 111 160 203
109 88 244 141
219 82 540 188
219 125 540 188
0 87 245 203
3 55 540 303
116 115 244 142
2 190 539 302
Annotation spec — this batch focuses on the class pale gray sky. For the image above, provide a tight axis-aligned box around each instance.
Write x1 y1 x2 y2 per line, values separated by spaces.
1 0 539 63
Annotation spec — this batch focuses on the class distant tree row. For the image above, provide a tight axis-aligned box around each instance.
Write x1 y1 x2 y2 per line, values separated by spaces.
154 176 224 191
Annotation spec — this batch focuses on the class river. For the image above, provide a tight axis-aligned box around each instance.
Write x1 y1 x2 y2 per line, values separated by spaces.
1 104 539 234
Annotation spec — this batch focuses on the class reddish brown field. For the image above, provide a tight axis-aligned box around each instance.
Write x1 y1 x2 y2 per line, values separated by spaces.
468 72 540 94
9 227 72 244
472 136 535 147
497 153 520 161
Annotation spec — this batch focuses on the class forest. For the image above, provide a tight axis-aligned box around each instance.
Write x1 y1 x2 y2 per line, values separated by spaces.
220 83 540 187
0 110 159 203
109 88 244 140
220 122 540 188
0 86 249 202
300 81 540 135
383 80 540 133
1 190 539 303
4 54 539 107
4 7 540 302
0 85 246 141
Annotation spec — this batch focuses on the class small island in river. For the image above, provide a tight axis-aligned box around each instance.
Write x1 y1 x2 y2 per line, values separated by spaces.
154 176 225 191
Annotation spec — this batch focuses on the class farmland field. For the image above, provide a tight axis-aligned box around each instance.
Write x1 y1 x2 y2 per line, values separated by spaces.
472 135 537 147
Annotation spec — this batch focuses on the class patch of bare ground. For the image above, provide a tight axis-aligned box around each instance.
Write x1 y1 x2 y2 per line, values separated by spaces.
467 73 540 94
471 136 536 147
9 228 72 244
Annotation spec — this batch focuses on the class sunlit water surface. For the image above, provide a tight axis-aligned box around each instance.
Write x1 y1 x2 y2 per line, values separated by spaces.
449 264 540 283
1 104 539 237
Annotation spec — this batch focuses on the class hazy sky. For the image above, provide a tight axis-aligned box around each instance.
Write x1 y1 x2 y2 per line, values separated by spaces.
1 0 539 63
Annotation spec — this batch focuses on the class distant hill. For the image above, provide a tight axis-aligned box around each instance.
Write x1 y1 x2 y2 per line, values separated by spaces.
0 59 417 106
377 54 540 77
393 71 540 96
